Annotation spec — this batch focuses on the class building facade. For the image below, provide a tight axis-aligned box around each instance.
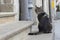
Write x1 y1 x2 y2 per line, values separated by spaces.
0 0 36 24
0 0 52 25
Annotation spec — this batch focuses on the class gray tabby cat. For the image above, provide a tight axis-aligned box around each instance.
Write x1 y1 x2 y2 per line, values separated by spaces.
28 5 52 35
35 5 52 33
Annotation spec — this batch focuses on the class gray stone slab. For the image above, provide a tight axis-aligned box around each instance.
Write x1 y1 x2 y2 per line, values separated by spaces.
0 21 34 40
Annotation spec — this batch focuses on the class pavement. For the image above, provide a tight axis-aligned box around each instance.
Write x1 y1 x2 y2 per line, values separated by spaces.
23 25 52 40
54 20 60 40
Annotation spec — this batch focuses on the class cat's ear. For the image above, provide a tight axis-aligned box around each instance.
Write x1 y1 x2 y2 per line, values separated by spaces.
35 5 38 8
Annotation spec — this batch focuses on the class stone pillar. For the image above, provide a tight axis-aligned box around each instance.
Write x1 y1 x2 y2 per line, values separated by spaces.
36 0 42 7
43 0 49 16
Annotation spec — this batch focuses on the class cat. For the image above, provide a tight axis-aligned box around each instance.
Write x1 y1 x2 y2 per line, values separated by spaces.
28 5 52 35
35 5 52 33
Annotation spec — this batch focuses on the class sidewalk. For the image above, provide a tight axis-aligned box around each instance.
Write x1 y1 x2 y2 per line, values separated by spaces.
23 25 52 40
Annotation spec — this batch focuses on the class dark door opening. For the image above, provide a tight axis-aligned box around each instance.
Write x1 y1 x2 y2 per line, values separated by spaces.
19 0 21 21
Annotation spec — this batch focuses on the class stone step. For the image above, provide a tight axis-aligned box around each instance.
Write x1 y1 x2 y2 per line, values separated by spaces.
0 21 34 40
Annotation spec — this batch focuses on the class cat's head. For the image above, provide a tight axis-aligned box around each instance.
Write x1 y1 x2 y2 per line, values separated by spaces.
35 5 44 14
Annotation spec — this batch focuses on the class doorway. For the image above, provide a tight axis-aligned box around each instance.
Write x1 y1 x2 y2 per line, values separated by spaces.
19 0 33 21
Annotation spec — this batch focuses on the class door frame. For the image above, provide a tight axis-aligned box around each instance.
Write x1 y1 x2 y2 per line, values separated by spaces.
14 0 19 21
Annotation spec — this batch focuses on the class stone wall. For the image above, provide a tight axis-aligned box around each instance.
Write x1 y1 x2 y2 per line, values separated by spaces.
0 0 15 24
0 16 15 24
0 4 13 12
